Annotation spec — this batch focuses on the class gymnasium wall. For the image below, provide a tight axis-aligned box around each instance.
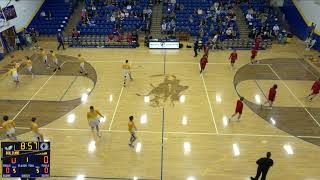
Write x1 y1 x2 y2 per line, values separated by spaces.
281 0 320 50
0 0 44 33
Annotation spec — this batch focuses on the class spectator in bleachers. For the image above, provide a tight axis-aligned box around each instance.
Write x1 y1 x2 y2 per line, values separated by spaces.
272 24 279 37
278 30 286 44
226 28 232 39
25 33 33 49
305 37 317 50
81 8 87 22
188 15 193 23
40 10 46 17
246 12 253 22
71 28 80 44
308 22 316 39
15 36 23 51
161 22 167 33
46 11 52 20
30 28 38 43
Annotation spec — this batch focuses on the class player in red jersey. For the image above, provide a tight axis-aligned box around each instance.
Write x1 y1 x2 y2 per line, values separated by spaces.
200 55 208 74
262 84 278 108
306 78 320 101
229 97 244 121
251 48 258 64
229 50 238 67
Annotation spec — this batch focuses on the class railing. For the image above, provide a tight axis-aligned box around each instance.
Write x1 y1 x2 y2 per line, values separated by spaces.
216 39 272 49
64 35 138 48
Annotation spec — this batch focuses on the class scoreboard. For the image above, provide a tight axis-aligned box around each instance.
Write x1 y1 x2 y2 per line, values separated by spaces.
1 142 50 178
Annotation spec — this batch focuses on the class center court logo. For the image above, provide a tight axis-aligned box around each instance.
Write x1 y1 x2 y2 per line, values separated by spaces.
136 75 188 107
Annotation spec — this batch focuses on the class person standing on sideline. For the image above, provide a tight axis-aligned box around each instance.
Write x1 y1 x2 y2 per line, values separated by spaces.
87 106 104 137
30 117 44 142
56 32 65 50
128 116 137 148
1 115 17 141
194 40 199 57
251 152 274 180
306 78 320 101
251 47 258 64
229 50 238 67
261 84 277 109
15 36 23 50
229 97 244 121
122 60 132 87
200 55 208 74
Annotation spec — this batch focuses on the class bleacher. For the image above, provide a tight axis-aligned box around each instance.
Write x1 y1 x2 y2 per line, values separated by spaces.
28 0 74 35
163 0 240 41
76 0 151 35
241 1 279 33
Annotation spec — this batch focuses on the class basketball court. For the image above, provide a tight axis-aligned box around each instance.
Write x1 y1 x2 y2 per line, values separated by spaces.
1 38 320 180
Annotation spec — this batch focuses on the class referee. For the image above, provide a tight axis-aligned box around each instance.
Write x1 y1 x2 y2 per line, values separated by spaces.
194 40 199 57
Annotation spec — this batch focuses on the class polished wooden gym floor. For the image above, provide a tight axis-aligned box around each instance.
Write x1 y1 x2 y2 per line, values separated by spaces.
1 37 320 180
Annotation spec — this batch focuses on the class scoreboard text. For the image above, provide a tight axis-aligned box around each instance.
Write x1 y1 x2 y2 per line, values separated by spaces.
1 141 50 178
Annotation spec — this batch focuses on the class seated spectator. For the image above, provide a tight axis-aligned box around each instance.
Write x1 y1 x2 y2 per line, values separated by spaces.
226 28 232 39
108 34 114 42
118 34 124 42
91 4 96 11
162 22 167 33
147 7 152 16
246 13 253 21
189 15 194 23
81 9 87 21
71 28 80 40
110 15 116 22
40 10 46 17
113 28 119 35
273 24 280 36
127 33 133 43
214 2 219 11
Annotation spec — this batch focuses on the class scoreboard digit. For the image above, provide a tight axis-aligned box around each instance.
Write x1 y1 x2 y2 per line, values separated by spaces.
1 142 50 178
